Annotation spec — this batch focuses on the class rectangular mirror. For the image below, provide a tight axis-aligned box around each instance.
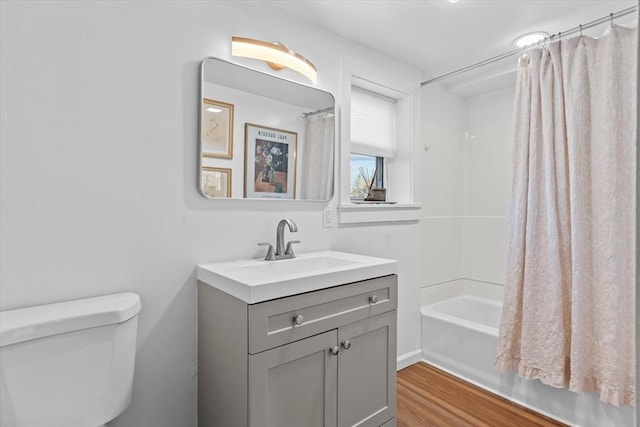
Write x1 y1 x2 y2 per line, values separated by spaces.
198 57 335 201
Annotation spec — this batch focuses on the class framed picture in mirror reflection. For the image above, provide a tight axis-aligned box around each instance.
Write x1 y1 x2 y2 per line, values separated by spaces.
202 167 232 198
201 98 233 159
244 123 297 199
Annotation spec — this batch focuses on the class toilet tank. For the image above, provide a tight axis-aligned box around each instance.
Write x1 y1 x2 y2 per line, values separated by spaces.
0 293 141 427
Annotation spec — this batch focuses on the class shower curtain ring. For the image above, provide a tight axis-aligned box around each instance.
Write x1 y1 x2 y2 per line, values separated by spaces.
610 13 614 27
579 24 583 36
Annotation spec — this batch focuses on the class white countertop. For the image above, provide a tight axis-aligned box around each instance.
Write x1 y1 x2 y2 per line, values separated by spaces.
197 250 398 304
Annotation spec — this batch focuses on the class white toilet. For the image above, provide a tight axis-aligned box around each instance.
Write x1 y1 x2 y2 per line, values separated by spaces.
0 292 141 427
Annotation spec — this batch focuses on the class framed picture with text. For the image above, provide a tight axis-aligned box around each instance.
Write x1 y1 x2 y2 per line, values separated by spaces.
244 123 297 199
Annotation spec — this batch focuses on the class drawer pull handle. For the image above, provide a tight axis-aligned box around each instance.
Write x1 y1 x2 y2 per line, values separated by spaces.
369 295 378 304
293 314 304 325
329 346 340 356
341 340 351 350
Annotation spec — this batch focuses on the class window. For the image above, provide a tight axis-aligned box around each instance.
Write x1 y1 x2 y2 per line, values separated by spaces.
350 86 395 201
350 154 384 199
350 86 396 157
338 56 421 223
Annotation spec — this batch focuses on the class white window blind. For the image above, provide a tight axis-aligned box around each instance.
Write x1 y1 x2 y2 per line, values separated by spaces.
350 86 396 158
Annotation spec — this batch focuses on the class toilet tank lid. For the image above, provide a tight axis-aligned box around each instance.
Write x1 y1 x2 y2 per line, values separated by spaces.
0 292 141 347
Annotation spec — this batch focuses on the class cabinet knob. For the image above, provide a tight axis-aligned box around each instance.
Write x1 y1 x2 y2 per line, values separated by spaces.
341 340 351 350
329 346 340 356
369 295 378 304
293 314 304 326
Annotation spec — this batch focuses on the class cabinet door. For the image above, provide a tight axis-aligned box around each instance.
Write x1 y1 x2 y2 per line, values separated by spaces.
338 311 397 427
249 330 338 427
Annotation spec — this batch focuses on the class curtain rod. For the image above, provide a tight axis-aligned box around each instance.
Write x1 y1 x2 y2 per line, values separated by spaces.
421 5 637 87
301 106 335 118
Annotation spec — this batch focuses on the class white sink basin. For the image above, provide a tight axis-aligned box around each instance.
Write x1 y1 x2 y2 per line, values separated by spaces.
243 256 358 277
197 250 398 303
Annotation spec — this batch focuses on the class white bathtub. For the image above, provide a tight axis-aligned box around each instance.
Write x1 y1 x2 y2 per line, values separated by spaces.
420 281 635 427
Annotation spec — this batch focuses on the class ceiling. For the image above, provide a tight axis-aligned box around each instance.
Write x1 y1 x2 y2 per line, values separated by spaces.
265 0 637 92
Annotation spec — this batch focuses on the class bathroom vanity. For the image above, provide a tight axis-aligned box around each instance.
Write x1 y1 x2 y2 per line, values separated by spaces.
197 251 398 427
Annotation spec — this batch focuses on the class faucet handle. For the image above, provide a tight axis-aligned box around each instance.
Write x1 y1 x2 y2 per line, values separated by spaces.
258 242 276 261
284 240 301 257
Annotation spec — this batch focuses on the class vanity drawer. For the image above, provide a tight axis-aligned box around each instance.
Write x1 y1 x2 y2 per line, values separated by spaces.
248 275 397 354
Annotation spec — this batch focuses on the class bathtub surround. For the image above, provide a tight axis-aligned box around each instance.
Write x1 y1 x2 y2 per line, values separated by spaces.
496 25 638 407
421 85 513 289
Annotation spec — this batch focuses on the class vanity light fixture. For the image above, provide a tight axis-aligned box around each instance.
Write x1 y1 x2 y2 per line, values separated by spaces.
231 36 318 84
206 107 223 113
513 31 549 48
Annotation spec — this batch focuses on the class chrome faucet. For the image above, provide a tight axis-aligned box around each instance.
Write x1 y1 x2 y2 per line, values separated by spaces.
258 218 301 261
276 218 297 256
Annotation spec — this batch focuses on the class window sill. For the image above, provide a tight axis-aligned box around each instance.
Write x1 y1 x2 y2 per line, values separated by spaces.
338 203 421 225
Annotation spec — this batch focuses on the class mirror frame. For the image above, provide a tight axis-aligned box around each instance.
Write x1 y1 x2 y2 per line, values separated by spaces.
197 57 335 201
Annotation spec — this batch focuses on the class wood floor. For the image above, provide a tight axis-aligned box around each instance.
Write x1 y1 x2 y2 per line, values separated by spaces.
397 362 567 427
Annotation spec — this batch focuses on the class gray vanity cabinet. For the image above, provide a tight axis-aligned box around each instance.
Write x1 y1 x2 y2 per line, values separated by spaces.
198 274 398 427
338 311 396 427
249 330 338 427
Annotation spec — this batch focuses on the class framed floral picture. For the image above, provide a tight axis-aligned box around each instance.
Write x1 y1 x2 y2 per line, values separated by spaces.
201 167 232 198
201 98 234 159
244 123 297 199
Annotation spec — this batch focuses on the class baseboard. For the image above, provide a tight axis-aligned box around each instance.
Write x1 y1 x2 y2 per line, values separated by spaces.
397 349 422 370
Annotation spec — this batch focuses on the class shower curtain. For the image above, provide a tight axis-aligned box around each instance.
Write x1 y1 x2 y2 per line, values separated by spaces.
495 25 637 407
299 112 334 200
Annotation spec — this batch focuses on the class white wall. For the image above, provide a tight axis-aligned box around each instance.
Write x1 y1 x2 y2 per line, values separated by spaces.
0 2 422 426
